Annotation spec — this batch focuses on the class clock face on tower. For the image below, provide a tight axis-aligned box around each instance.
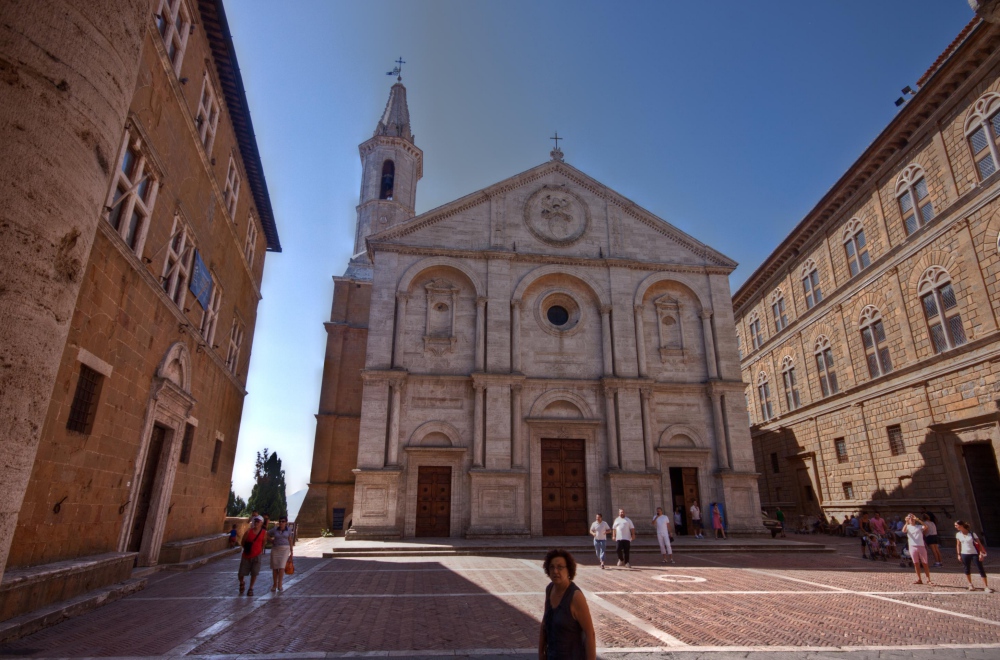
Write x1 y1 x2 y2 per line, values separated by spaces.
524 186 589 246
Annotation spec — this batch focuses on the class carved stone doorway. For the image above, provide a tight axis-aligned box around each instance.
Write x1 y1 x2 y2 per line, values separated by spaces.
541 438 588 535
963 443 1000 543
415 466 451 537
128 424 169 553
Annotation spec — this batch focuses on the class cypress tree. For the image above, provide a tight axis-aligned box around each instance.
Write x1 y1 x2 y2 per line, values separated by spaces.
246 448 287 519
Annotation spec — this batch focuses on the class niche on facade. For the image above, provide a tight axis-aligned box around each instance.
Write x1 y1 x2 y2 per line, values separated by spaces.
423 278 459 355
654 295 685 359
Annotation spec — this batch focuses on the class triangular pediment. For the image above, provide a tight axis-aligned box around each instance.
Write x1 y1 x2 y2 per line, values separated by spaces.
366 160 736 269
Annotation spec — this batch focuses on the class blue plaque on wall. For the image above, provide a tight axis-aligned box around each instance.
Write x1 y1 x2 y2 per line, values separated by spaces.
190 250 212 309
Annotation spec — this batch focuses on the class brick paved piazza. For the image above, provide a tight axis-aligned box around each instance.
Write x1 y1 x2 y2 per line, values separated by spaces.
1 538 998 659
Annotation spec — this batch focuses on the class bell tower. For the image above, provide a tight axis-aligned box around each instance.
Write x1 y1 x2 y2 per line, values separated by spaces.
352 71 423 258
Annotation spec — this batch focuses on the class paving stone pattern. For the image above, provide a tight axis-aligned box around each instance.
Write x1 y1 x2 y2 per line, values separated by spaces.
1 545 998 658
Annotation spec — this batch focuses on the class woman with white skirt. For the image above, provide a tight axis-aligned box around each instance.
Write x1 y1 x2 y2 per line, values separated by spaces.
268 517 294 592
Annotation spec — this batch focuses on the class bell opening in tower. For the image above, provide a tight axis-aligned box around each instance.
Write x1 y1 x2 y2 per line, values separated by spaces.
379 159 395 200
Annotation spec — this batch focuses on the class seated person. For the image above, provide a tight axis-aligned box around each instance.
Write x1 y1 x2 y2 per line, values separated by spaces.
228 524 239 548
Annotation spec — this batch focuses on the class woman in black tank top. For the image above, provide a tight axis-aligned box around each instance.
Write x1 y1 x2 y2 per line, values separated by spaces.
539 549 596 660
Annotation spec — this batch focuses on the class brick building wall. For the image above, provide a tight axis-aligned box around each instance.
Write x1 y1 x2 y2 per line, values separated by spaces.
8 0 280 570
735 19 1000 542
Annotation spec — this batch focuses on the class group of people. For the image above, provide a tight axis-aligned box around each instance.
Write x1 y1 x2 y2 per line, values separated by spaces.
587 503 726 570
234 510 295 597
900 515 992 591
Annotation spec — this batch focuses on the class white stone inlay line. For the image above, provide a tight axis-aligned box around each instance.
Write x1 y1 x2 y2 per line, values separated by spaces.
517 558 687 648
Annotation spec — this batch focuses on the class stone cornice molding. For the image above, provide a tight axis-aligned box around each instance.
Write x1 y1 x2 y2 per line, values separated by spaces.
600 377 654 392
524 417 602 427
360 369 409 385
471 372 526 387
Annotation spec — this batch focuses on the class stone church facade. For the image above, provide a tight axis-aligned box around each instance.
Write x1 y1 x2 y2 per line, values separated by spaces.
299 80 763 539
734 17 1000 542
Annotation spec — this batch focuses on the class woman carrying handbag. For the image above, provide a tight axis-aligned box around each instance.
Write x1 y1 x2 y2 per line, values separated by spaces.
268 517 294 592
954 520 993 593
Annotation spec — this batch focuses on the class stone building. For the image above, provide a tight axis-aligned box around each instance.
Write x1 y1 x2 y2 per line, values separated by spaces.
1 0 279 620
298 78 762 540
734 17 1000 542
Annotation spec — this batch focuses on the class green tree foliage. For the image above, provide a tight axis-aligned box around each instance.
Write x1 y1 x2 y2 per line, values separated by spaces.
245 448 287 519
226 483 247 516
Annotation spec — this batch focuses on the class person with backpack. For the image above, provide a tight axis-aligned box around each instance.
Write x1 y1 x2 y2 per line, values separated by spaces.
954 520 993 593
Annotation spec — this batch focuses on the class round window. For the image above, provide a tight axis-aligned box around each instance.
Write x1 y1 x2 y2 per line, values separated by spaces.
547 305 570 326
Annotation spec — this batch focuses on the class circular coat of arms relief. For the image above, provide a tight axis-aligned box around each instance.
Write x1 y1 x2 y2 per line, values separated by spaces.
524 186 589 246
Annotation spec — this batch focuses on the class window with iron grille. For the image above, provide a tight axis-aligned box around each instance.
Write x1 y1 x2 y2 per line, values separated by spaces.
842 482 854 499
834 437 848 463
843 219 870 277
211 438 223 473
859 306 892 378
770 452 780 473
781 357 800 411
105 127 160 255
887 424 905 456
802 262 822 309
757 372 773 421
918 267 966 354
155 0 191 75
179 423 195 464
814 336 839 396
67 364 103 434
749 317 763 350
771 292 788 332
965 92 1000 181
896 165 934 235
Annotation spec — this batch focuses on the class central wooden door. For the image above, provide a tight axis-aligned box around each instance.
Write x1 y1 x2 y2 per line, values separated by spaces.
415 466 451 537
128 424 167 554
541 438 588 536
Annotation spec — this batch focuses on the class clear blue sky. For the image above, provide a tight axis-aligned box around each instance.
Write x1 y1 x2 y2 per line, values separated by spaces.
225 1 975 500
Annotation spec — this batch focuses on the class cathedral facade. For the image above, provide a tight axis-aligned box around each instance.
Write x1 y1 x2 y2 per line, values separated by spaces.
298 80 763 539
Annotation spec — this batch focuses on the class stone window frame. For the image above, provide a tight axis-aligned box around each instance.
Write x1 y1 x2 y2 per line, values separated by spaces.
423 278 459 355
244 212 258 269
813 335 839 397
536 288 585 338
210 431 225 474
653 294 685 359
842 218 871 278
964 91 1000 181
155 0 192 76
65 349 113 435
178 418 197 465
757 370 773 422
195 72 221 156
225 314 245 375
104 125 162 256
737 332 743 360
748 313 763 351
834 437 848 463
161 212 196 308
801 259 822 310
842 481 854 499
223 155 241 219
780 355 800 411
771 289 788 332
917 266 967 354
895 164 935 236
770 451 780 473
859 305 892 379
887 424 905 456
199 271 223 347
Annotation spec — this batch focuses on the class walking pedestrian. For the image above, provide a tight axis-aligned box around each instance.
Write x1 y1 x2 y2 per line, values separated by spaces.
611 508 635 568
903 513 932 585
710 503 726 539
268 516 294 592
954 520 992 592
538 549 596 660
238 515 267 596
775 507 786 538
589 513 610 569
922 513 943 567
652 507 674 564
673 505 683 533
690 502 703 539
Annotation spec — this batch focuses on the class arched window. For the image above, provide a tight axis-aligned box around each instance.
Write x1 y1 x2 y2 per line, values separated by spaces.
918 267 967 353
801 259 822 309
771 289 788 332
379 159 395 200
757 371 773 421
859 306 892 378
842 218 870 277
895 164 934 235
748 312 763 350
781 356 800 411
964 92 1000 180
814 335 838 397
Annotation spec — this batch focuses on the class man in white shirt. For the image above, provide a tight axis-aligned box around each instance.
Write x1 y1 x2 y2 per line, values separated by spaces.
611 508 635 568
652 507 674 564
690 502 703 539
589 513 611 569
